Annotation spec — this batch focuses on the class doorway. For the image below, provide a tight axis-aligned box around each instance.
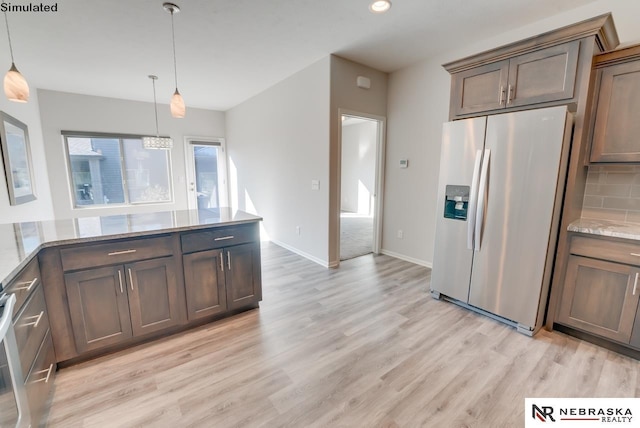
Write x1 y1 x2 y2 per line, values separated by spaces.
339 114 384 261
184 137 229 210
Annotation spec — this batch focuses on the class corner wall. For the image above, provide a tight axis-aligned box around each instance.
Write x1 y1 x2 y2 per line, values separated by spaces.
225 57 331 265
0 90 54 224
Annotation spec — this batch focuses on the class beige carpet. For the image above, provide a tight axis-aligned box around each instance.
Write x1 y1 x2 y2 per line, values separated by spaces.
340 214 373 260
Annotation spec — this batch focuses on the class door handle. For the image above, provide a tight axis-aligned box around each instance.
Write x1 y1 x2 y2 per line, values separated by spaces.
220 253 224 272
633 272 639 296
32 363 54 384
14 277 38 292
128 268 134 291
108 249 137 256
118 270 124 293
467 150 483 250
23 311 44 328
507 84 514 104
227 252 231 270
474 149 491 251
499 85 505 105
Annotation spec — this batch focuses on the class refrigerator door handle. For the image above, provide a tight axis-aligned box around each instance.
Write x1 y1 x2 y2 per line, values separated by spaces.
474 149 491 251
467 150 483 250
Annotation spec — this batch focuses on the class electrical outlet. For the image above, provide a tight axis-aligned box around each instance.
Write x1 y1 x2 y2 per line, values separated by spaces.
296 226 301 235
397 230 403 239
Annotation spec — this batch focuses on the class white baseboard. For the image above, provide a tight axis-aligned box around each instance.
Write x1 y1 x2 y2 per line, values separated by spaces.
379 249 432 268
269 239 330 268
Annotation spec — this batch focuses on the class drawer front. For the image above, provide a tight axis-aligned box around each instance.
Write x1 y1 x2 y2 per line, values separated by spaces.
14 284 49 379
571 235 640 266
181 224 258 254
5 257 41 318
60 235 174 271
25 331 56 427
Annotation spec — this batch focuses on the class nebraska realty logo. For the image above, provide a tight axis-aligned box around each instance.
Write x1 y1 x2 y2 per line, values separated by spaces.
525 398 640 427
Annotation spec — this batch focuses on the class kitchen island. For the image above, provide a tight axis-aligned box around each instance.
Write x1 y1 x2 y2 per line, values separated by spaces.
1 208 263 365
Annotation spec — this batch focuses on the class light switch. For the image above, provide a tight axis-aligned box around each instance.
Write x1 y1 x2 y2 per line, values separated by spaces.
311 180 320 190
400 159 409 168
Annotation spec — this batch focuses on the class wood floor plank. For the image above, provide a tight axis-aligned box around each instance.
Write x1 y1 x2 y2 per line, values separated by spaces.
47 242 640 427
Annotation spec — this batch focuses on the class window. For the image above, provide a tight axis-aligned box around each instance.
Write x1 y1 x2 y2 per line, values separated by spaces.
63 133 173 207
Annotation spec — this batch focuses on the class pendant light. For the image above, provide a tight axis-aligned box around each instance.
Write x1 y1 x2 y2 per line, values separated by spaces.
142 75 173 150
163 2 185 118
3 12 28 102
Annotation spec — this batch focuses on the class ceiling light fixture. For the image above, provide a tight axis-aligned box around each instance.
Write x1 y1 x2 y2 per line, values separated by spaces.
142 75 173 150
369 0 392 13
164 2 185 118
3 12 28 102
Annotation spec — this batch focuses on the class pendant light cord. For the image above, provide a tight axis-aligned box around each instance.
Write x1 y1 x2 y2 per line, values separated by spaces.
151 77 160 137
170 10 178 90
4 13 14 63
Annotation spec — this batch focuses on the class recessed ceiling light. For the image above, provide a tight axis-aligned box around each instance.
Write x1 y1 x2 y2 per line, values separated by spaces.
369 0 391 13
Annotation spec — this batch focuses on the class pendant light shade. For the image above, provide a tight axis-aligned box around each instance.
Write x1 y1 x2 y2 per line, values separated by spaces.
170 88 185 118
142 75 173 150
164 2 186 118
4 62 28 102
3 13 28 102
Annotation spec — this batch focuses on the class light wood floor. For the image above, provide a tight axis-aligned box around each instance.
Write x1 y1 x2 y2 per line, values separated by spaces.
47 242 639 427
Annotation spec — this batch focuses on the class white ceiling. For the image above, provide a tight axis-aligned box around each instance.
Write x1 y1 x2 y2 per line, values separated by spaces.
7 0 598 111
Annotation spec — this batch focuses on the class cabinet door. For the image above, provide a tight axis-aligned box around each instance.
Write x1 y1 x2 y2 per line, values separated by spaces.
126 257 182 336
507 40 579 108
25 332 56 427
451 60 509 116
590 60 640 162
557 255 640 343
225 243 262 310
183 249 227 320
65 266 133 353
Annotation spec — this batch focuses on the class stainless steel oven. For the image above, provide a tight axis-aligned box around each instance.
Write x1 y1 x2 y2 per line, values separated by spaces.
0 294 30 428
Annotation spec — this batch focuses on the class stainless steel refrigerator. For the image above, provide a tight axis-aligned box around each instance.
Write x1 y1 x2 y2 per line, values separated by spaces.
430 106 573 335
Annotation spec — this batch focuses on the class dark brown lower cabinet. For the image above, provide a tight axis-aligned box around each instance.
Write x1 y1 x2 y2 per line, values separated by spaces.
65 257 181 353
183 249 228 320
183 242 262 320
25 331 56 427
226 243 262 310
557 255 640 344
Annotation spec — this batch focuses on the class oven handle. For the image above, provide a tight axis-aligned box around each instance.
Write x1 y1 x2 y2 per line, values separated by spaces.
0 294 16 339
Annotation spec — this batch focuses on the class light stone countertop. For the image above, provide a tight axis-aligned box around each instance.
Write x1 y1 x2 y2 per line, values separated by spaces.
568 218 640 241
0 208 262 291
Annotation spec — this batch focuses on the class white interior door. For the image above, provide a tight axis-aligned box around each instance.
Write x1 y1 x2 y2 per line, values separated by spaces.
184 137 229 210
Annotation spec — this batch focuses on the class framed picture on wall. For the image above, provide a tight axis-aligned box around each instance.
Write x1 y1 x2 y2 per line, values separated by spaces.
0 111 36 205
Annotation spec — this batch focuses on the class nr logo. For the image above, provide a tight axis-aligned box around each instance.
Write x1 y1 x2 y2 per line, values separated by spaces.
532 404 556 422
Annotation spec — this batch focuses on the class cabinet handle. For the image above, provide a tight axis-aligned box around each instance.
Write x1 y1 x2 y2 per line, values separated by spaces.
23 311 44 328
33 363 54 384
118 270 124 294
14 277 38 291
507 84 513 104
220 253 224 272
499 85 505 105
227 252 231 270
214 236 234 241
108 249 137 256
630 253 640 257
634 272 639 296
128 268 134 291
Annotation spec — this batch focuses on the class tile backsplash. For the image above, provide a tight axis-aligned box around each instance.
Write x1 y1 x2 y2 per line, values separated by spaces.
582 165 640 223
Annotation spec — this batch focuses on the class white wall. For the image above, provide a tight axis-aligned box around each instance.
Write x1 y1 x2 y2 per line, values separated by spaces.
226 57 331 265
383 0 640 266
0 90 55 224
340 121 376 214
37 89 225 219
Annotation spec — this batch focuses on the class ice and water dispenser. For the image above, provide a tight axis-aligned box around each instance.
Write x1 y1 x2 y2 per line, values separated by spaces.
443 185 469 220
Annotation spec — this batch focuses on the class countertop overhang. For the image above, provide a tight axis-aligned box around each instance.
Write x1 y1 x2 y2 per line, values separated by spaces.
0 208 262 290
568 218 640 241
